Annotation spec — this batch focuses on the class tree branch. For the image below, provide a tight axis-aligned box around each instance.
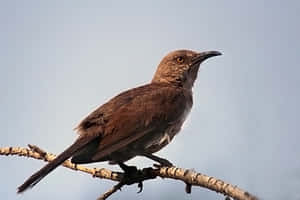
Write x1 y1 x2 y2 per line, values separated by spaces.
0 145 258 200
97 182 124 200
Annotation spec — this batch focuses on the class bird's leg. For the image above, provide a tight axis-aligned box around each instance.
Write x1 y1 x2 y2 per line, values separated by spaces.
142 153 173 167
118 162 138 175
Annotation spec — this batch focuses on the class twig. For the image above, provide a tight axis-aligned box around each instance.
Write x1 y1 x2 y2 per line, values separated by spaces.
97 182 124 200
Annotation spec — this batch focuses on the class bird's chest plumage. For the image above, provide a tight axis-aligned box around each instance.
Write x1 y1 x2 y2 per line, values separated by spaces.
126 90 193 155
143 101 192 153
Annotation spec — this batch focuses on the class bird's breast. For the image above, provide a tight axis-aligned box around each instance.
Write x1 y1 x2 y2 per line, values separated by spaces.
143 100 193 153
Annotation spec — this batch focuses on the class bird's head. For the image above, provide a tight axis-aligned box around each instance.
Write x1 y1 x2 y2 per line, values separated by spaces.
152 49 221 90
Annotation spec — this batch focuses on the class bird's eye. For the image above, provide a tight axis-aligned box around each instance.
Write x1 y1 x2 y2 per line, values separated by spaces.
176 56 184 63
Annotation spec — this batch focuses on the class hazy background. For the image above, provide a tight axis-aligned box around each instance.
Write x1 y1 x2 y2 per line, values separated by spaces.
1 1 299 199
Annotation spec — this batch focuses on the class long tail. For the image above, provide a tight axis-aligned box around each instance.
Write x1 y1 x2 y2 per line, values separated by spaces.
17 136 98 193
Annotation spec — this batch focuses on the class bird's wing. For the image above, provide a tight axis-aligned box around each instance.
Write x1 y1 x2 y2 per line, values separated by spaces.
84 83 192 161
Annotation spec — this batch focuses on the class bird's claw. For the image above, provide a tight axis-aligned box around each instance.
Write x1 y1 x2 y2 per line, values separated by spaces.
137 181 143 193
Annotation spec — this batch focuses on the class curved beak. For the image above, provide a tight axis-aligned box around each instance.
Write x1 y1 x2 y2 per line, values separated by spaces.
191 51 222 65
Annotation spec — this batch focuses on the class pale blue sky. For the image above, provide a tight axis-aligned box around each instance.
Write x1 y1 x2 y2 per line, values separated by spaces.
1 1 300 199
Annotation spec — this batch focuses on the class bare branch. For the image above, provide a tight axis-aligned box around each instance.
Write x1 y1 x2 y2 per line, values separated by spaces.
97 182 124 200
0 146 258 200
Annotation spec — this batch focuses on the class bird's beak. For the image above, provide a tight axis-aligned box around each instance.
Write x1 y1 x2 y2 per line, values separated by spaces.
191 51 222 65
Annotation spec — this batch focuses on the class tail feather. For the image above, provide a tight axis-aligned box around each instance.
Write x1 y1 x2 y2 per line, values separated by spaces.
17 136 99 193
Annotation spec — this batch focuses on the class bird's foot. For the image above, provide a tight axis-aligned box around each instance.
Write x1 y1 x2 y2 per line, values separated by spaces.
118 162 138 175
118 162 144 193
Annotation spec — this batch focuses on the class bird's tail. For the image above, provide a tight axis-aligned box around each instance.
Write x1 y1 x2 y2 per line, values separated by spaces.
17 136 98 193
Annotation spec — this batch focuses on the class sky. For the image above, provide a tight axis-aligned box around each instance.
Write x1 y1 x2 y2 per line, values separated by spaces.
0 1 300 199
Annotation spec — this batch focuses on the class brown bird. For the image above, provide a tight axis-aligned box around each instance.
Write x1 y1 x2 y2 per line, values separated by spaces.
17 49 221 193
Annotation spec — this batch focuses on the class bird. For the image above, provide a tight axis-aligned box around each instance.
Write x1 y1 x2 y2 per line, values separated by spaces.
17 49 221 193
